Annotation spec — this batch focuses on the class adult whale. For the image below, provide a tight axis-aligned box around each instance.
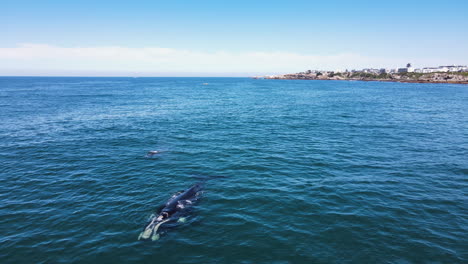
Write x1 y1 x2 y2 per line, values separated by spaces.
138 183 202 241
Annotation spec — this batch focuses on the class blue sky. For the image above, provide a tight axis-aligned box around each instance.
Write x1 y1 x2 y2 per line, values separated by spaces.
2 0 468 76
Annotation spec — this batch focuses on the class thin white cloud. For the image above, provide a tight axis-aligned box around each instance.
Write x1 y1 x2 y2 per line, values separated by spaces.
0 43 427 76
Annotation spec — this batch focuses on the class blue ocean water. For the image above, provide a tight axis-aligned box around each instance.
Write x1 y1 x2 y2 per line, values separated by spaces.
0 77 467 263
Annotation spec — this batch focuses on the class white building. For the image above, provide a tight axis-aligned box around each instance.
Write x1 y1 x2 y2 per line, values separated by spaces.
362 68 381 74
398 63 414 73
443 65 468 72
416 65 467 73
421 67 440 73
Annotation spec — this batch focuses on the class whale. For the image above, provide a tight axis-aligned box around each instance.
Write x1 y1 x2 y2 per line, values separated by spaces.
146 150 161 158
138 183 202 241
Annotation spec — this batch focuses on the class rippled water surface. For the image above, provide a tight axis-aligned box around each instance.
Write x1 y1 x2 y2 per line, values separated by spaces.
1 77 467 263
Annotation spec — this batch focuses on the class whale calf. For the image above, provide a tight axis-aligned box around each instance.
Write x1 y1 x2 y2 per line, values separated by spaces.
138 183 202 241
146 150 161 158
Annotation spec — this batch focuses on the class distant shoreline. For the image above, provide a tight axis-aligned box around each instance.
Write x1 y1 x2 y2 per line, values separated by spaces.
259 71 468 85
262 78 468 85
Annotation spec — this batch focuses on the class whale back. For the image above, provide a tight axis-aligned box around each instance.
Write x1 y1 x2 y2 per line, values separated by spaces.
162 183 202 213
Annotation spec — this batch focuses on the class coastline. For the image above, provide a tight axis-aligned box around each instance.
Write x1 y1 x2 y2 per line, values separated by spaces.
260 71 468 85
261 78 468 85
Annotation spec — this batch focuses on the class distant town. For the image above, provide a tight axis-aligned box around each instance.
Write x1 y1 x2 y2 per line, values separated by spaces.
350 64 467 74
257 64 468 84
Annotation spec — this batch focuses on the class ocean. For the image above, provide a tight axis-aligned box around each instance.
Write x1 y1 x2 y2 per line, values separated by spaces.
0 77 467 263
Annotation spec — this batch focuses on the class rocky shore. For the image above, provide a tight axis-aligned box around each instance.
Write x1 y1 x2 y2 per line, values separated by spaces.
262 71 468 84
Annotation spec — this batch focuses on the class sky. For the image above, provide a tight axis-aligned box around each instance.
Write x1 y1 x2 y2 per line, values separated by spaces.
2 0 468 76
